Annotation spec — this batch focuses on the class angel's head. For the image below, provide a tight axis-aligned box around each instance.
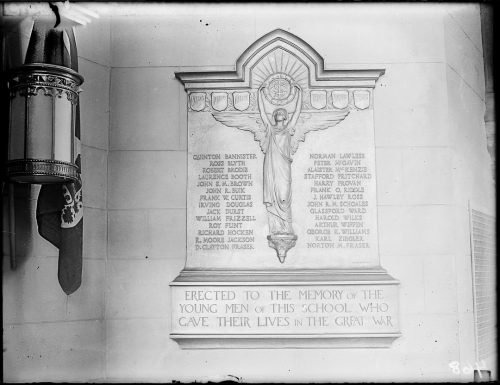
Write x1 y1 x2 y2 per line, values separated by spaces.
273 108 288 126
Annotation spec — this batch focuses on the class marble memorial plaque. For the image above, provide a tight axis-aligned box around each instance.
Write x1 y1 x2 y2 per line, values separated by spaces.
172 29 400 348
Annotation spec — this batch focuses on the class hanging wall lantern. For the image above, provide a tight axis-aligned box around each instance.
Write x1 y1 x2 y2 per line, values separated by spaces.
6 58 83 183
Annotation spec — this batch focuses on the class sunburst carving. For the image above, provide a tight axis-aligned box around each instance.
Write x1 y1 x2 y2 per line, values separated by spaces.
251 48 309 89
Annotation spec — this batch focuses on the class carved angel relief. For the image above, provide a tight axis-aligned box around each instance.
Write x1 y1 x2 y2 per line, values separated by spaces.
211 51 350 262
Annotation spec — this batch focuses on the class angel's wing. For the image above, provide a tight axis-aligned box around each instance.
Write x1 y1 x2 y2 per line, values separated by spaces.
290 110 350 154
212 112 268 152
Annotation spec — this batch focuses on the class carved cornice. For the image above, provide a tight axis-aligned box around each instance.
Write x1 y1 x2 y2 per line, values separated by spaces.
176 29 385 90
171 333 402 349
171 268 399 285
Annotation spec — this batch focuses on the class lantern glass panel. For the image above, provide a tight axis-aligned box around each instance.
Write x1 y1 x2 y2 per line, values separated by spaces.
9 94 26 160
26 93 53 159
54 95 73 162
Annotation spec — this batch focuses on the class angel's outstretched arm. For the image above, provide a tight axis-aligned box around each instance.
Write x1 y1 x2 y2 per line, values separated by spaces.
257 86 271 127
288 85 303 131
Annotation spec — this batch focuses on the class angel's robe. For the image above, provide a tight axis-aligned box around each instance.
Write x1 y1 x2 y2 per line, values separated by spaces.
263 122 294 234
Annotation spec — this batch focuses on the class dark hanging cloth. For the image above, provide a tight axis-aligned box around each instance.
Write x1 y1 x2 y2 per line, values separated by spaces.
30 20 84 295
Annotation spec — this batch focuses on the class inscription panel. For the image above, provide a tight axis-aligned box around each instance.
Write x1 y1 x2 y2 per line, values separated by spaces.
171 284 399 335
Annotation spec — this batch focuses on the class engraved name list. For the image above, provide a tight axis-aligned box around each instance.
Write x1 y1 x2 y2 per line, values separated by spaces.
193 153 259 252
304 152 372 250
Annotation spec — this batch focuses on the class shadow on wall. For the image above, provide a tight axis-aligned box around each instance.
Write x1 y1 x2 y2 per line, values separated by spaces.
3 184 38 272
2 18 37 272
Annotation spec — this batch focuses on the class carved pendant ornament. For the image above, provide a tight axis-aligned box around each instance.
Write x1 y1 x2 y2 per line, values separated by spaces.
177 29 383 263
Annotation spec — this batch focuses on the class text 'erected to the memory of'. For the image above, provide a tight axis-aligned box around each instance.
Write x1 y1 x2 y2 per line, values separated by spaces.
172 285 398 333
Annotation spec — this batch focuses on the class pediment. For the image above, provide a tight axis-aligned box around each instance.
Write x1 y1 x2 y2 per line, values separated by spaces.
175 29 384 90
